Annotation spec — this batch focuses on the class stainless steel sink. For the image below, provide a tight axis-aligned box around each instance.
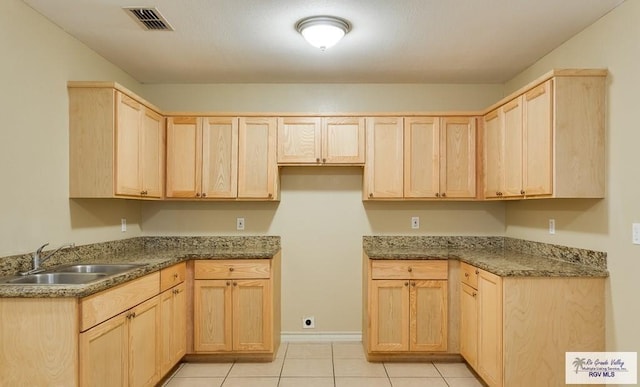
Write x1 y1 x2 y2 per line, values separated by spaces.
7 273 107 285
51 263 143 274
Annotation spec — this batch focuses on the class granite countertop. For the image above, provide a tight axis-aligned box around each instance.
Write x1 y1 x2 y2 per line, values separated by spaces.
363 236 609 278
0 236 280 298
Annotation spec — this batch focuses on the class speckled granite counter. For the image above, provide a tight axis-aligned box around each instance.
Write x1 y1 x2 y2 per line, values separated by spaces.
0 236 280 298
363 236 608 278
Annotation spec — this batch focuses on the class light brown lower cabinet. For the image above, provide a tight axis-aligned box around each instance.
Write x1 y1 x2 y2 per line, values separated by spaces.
192 256 281 359
459 262 605 387
80 295 161 387
363 258 448 358
160 282 187 375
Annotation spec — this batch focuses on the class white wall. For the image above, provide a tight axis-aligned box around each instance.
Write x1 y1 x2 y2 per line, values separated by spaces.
0 0 146 256
502 0 640 352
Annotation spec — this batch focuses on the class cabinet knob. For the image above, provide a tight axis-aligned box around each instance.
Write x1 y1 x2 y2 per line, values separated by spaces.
226 281 231 286
411 282 416 287
369 193 373 198
202 192 207 198
407 267 413 273
229 267 234 272
441 192 447 198
435 193 440 197
316 158 320 163
195 193 200 197
520 190 525 195
140 190 147 195
268 193 273 199
464 272 469 277
472 292 477 298
404 282 409 287
233 282 237 286
173 273 178 279
322 158 326 163
475 269 479 274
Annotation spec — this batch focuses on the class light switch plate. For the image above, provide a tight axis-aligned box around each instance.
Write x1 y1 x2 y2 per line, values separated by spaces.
236 217 245 231
548 219 555 235
411 217 420 229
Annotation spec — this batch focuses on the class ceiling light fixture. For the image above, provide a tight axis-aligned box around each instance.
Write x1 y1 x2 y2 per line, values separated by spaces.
296 16 351 51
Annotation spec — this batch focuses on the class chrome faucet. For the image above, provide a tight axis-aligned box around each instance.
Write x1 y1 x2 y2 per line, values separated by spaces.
21 242 76 275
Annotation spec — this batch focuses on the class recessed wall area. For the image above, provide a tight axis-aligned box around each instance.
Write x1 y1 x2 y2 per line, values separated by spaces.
142 167 506 333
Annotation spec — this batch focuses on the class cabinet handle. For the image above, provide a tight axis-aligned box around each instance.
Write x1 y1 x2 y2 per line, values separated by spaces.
472 292 477 298
520 190 525 195
407 267 412 272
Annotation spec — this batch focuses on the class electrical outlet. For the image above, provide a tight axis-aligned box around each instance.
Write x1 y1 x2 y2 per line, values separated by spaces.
411 216 420 229
302 316 315 329
236 218 245 231
633 223 640 245
121 218 127 232
548 219 555 235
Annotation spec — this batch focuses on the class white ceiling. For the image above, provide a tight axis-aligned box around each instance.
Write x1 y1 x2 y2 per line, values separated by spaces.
23 0 623 84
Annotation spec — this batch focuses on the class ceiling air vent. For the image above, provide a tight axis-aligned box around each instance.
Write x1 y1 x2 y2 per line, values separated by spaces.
124 7 174 31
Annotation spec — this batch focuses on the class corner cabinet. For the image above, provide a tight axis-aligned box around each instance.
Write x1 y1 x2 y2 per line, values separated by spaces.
483 71 606 199
363 258 448 358
192 254 281 360
277 116 365 165
69 83 165 199
459 262 605 387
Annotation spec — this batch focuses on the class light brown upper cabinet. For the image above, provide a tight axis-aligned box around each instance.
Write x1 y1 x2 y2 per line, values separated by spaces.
405 117 477 199
166 117 238 199
238 117 279 200
483 72 606 199
69 85 165 199
364 117 404 199
277 117 365 165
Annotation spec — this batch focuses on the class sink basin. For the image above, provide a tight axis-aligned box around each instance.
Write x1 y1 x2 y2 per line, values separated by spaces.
52 263 143 274
8 273 107 285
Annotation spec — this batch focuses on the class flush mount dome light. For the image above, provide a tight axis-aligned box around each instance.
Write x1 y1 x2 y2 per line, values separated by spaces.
296 16 351 50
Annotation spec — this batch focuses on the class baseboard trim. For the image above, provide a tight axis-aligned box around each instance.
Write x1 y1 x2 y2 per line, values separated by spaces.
281 332 362 342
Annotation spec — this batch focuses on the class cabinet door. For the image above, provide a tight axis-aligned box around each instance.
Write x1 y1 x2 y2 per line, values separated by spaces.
369 280 410 352
277 117 321 164
115 92 142 196
440 117 476 198
129 296 161 387
193 280 233 352
522 80 553 197
322 117 365 164
140 108 164 198
460 283 478 368
79 312 128 387
365 117 404 199
202 117 238 198
483 109 503 199
404 117 440 198
166 117 201 198
477 270 503 387
238 117 278 199
503 97 524 197
410 280 447 352
233 279 273 352
160 283 187 376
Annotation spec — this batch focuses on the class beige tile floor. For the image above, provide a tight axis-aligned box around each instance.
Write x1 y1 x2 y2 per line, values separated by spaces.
163 342 485 387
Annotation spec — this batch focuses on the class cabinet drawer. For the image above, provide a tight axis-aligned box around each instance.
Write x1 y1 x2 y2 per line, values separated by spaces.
194 260 271 279
371 260 447 280
80 271 160 332
160 262 186 292
460 262 478 289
